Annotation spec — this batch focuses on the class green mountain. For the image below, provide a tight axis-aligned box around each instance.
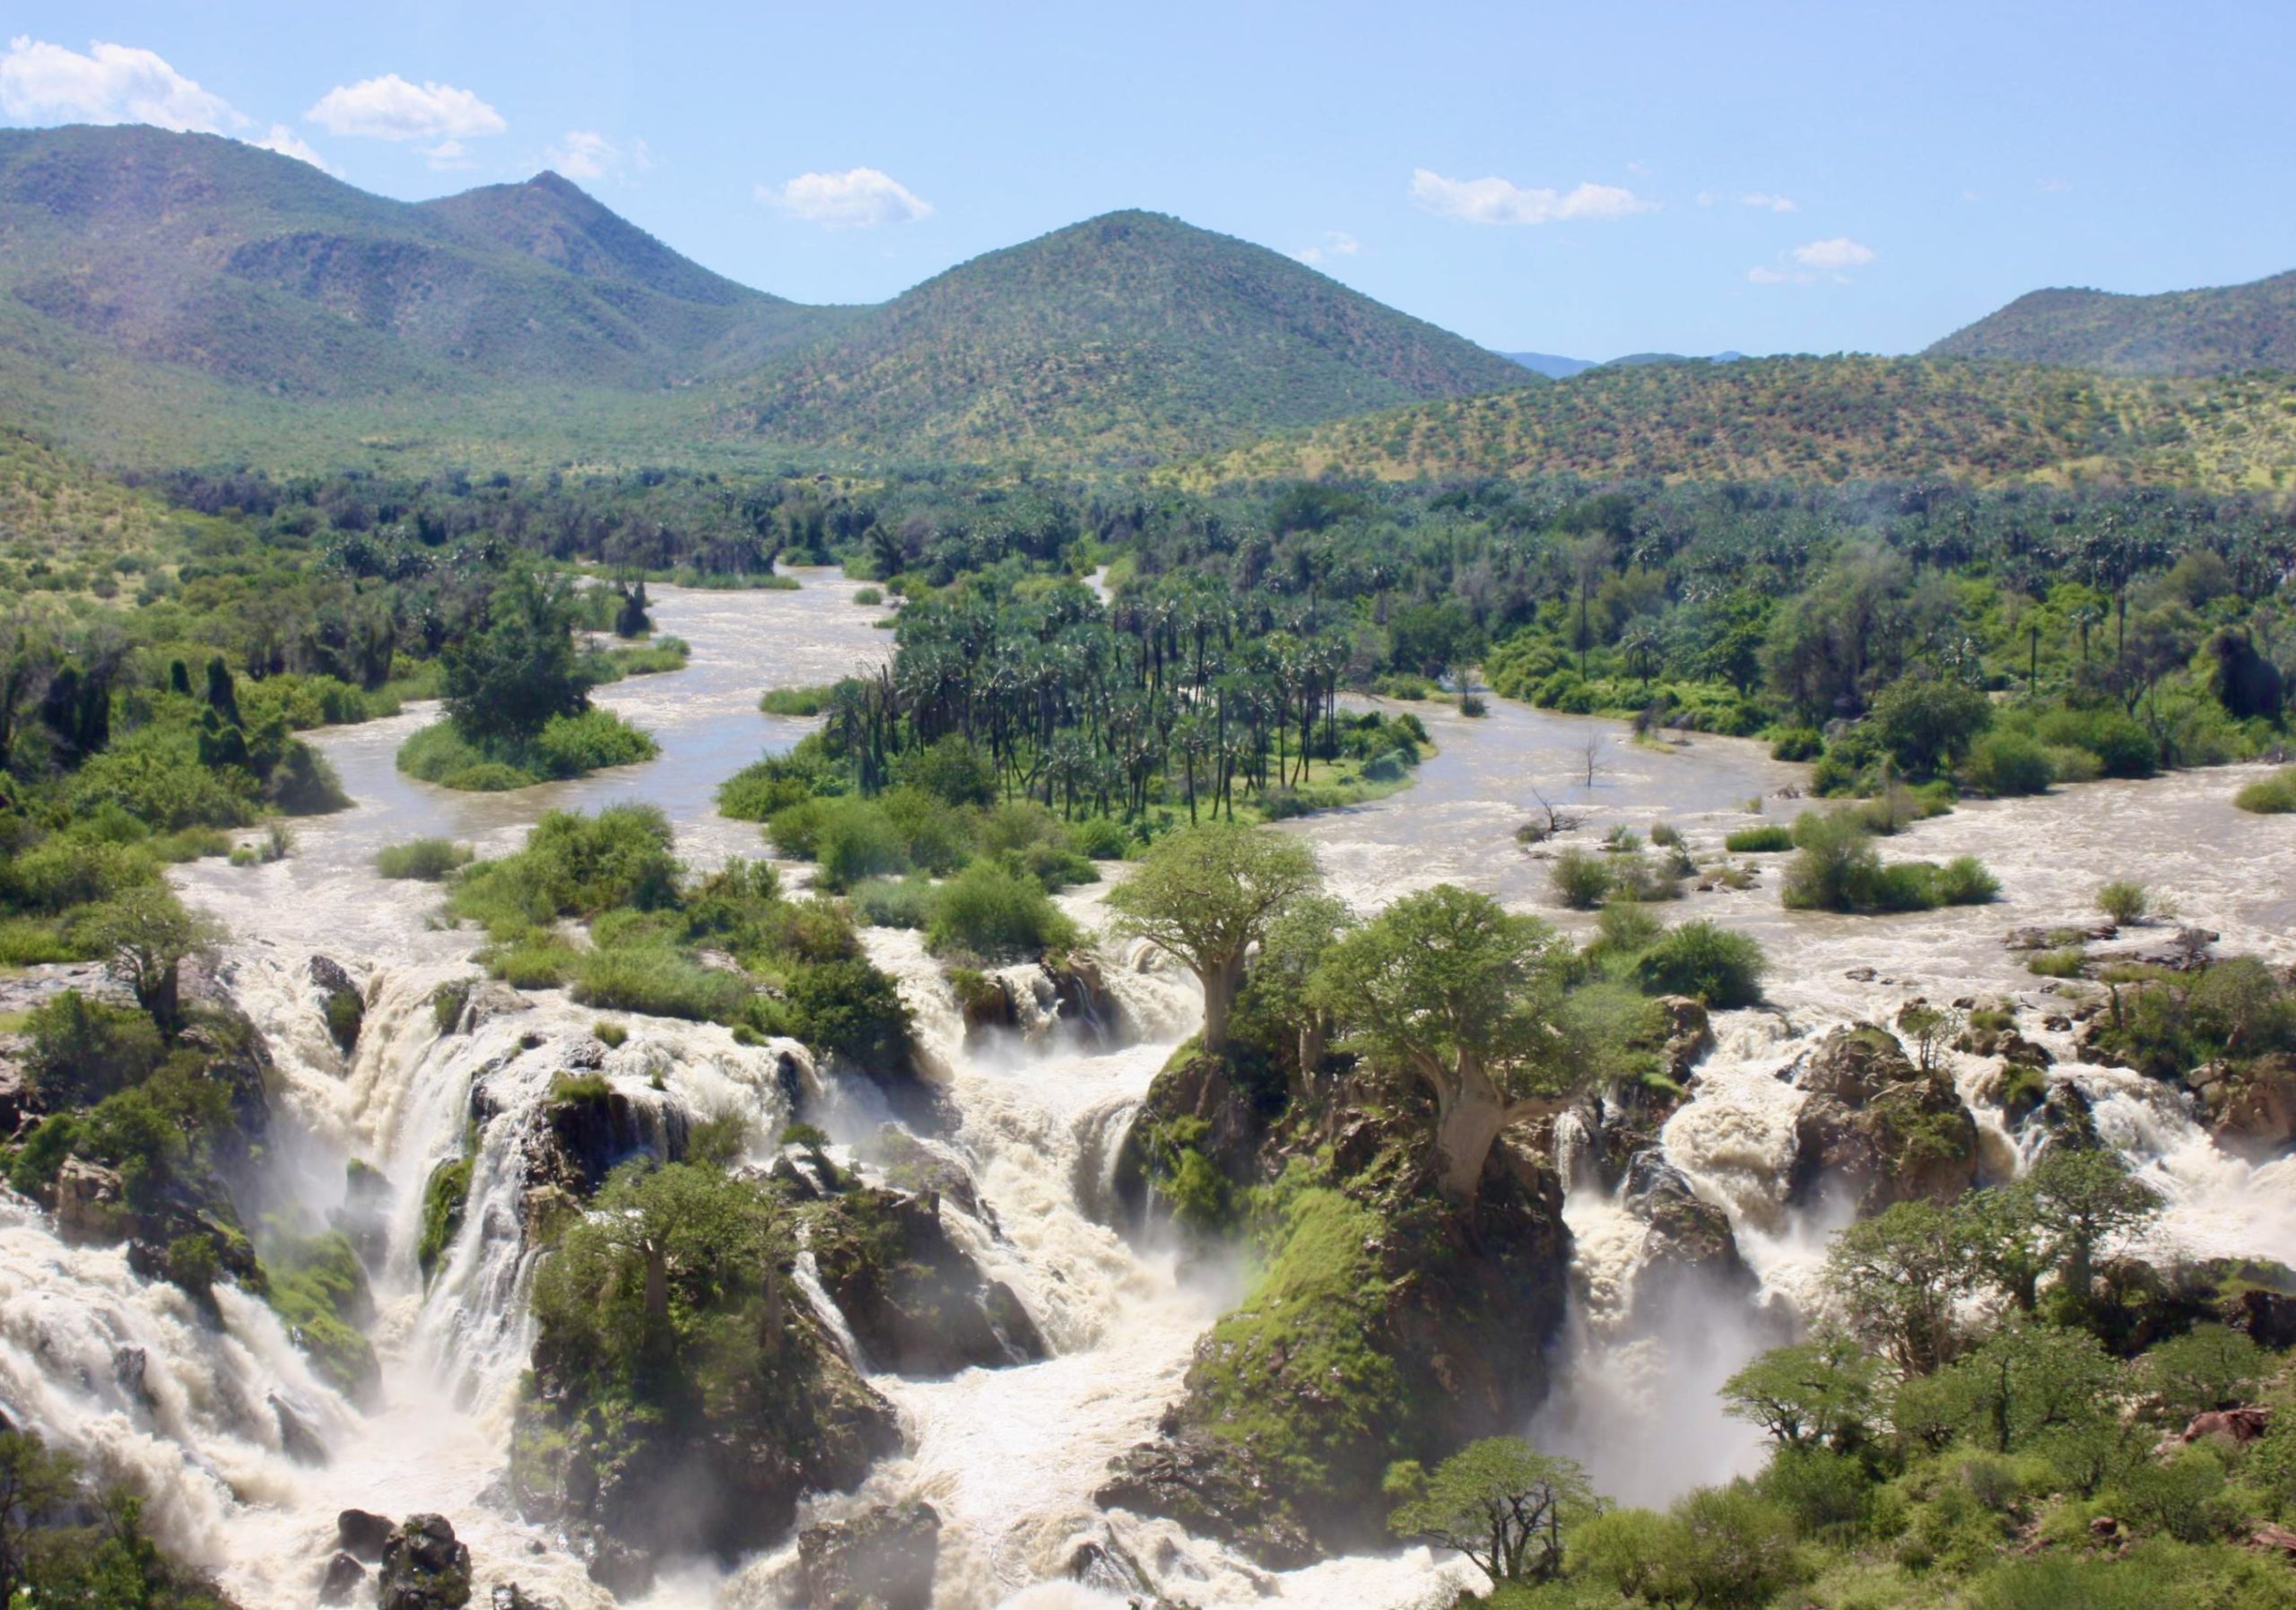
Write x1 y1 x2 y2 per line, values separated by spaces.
1926 270 2296 375
729 210 1534 464
1174 356 2296 492
0 124 837 403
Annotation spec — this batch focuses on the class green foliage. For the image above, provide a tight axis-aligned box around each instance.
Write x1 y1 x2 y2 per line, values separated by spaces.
375 838 474 881
260 1230 378 1398
1964 731 2054 796
1549 848 1611 909
571 945 752 1023
450 805 682 931
2098 879 2151 925
396 707 657 791
1386 1437 1598 1584
1631 920 1767 1008
925 859 1080 961
418 1154 473 1278
23 991 164 1106
780 958 912 1073
759 684 835 717
2232 766 2296 814
1868 675 1994 775
1782 811 1996 913
1724 824 1794 853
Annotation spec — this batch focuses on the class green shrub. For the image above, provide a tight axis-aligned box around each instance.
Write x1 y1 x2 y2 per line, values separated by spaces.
1770 727 1824 761
1068 815 1130 859
1551 848 1611 910
926 861 1080 960
813 797 911 890
759 684 834 717
397 709 657 791
780 958 912 1071
1934 856 2001 905
2233 767 2296 814
1964 731 2054 796
852 587 883 605
1 838 160 915
593 1020 629 1049
0 917 83 965
451 805 681 930
25 991 165 1105
1725 824 1795 854
1634 920 1767 1008
849 875 935 929
375 839 474 881
2038 706 2157 779
571 946 751 1023
2027 946 2086 979
2097 879 2149 925
430 979 474 1034
1782 812 1882 911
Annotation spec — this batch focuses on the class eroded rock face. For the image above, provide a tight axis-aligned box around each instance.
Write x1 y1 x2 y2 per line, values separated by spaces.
1787 1025 1979 1214
2189 1054 2296 1161
1621 1152 1752 1306
1109 1048 1280 1221
337 1509 395 1561
1101 1095 1571 1568
796 1501 942 1610
311 956 364 1057
810 1186 1048 1375
318 1553 367 1606
378 1514 472 1610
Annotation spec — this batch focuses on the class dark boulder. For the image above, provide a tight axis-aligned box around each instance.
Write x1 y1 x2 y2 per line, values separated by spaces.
1787 1025 1978 1214
1622 1152 1752 1305
319 1553 368 1606
796 1501 942 1610
311 956 364 1057
810 1187 1048 1374
1109 1048 1279 1222
337 1508 396 1561
379 1515 472 1610
2188 1054 2296 1162
1095 1433 1318 1570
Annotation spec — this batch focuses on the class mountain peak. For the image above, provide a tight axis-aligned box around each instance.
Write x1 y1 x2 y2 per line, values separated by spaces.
1927 268 2296 376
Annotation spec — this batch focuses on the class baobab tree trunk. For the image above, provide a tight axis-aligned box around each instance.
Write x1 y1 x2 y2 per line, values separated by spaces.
1433 1091 1508 1203
643 1240 669 1334
1196 950 1248 1052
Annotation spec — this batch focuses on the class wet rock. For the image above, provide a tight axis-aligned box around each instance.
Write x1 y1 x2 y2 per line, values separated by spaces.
1110 1049 1278 1223
1096 1434 1318 1571
811 1187 1048 1374
337 1509 396 1561
53 1158 126 1242
490 1584 551 1610
2190 1053 2296 1161
319 1553 368 1606
871 1127 986 1224
270 1392 327 1465
0 1058 34 1138
2005 924 2117 950
112 1345 148 1403
1788 1025 1979 1214
1622 1153 1752 1302
527 1082 683 1198
1654 995 1715 1084
335 1158 395 1266
2229 1287 2296 1350
311 956 364 1057
457 981 533 1035
796 1501 942 1610
379 1514 472 1610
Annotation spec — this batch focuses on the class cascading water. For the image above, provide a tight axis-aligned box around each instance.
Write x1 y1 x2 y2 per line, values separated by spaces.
6 584 2291 1610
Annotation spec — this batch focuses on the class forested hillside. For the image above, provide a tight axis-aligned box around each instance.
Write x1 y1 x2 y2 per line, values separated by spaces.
1176 358 2296 491
1930 269 2296 376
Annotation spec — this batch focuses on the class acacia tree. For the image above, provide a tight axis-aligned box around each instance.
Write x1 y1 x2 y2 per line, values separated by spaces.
78 886 223 1036
1720 1331 1881 1453
1309 884 1578 1204
1822 1198 1979 1377
1106 822 1321 1052
441 565 594 745
1386 1437 1599 1587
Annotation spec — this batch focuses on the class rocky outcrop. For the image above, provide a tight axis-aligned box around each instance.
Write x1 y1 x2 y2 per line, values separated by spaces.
2187 1054 2296 1161
337 1509 396 1560
1787 1025 1979 1214
1100 1093 1570 1566
796 1501 942 1610
379 1515 472 1610
311 956 364 1057
1109 1047 1282 1220
809 1187 1047 1375
1620 1152 1752 1307
318 1553 367 1606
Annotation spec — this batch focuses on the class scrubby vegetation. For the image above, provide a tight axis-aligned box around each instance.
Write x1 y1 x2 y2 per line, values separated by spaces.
444 804 912 1070
1781 812 2000 914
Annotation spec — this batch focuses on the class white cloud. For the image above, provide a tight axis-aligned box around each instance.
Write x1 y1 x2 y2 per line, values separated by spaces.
1742 191 1798 213
1790 236 1875 269
253 123 333 172
1409 168 1652 226
1292 230 1362 265
762 167 933 227
544 129 629 181
1746 265 1800 285
306 74 505 147
0 35 243 133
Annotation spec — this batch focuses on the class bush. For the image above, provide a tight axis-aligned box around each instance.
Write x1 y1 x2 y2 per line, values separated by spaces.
1965 731 2053 796
1634 920 1767 1008
25 991 165 1105
853 587 883 605
2028 946 2086 978
1551 848 1611 909
417 1155 472 1277
1782 812 1882 911
2038 706 2157 779
2097 879 2149 925
926 861 1080 960
1934 856 2001 905
849 875 936 929
1068 815 1130 859
759 684 834 717
451 805 681 929
593 1020 629 1049
572 946 751 1023
780 958 911 1071
376 839 474 881
1770 727 1824 761
812 797 911 890
1725 824 1795 854
397 709 657 791
2233 767 2296 814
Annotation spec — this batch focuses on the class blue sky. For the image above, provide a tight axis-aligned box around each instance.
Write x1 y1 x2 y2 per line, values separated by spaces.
6 2 2294 360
